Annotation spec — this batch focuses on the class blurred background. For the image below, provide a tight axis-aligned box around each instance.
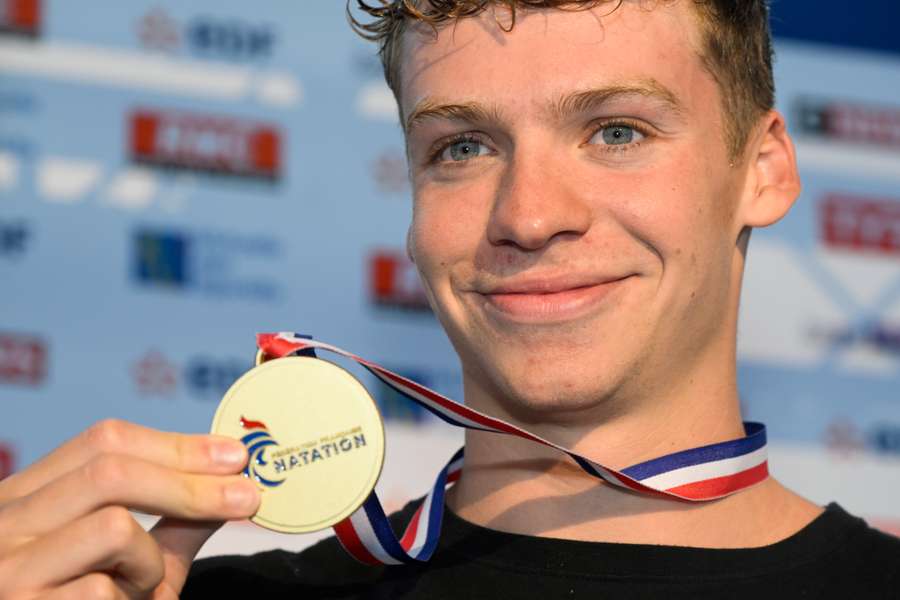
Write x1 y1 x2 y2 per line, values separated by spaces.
1 1 899 555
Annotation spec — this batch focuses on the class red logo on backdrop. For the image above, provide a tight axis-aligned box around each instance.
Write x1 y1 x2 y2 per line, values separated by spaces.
0 333 46 386
823 419 866 457
128 109 282 180
369 251 430 311
820 194 900 255
132 350 178 396
797 98 900 150
0 0 40 37
0 443 15 480
371 149 409 195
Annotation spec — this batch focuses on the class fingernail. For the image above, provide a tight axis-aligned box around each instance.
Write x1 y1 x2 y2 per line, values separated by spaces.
224 481 258 512
212 441 247 466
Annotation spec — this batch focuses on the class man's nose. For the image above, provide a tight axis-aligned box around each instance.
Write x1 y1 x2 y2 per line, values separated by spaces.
486 152 592 251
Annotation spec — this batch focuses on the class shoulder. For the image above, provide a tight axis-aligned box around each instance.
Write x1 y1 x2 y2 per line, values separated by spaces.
808 504 900 593
831 504 900 555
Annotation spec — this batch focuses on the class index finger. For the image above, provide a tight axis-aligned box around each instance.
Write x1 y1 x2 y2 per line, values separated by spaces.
0 419 247 501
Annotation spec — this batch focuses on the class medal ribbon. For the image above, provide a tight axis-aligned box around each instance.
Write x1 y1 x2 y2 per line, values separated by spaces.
257 332 768 566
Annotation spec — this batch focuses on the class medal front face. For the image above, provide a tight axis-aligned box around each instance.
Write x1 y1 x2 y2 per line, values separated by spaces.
211 357 385 533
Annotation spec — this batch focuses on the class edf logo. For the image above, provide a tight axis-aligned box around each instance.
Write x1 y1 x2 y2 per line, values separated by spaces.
185 358 246 399
189 19 273 59
132 350 246 400
136 7 274 61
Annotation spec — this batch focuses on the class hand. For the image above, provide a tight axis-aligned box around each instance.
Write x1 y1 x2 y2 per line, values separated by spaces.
0 419 261 599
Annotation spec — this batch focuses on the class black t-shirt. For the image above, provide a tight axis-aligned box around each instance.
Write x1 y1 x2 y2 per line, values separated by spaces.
185 501 900 599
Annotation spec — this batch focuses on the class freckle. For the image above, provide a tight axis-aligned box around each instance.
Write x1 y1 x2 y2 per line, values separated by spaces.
691 253 697 265
691 291 696 299
675 248 682 256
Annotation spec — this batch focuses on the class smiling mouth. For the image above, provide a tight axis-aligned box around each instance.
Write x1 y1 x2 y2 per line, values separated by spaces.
480 276 633 323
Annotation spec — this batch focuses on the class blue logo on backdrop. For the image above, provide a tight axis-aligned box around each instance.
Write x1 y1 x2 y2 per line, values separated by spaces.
132 228 282 301
134 230 187 287
0 91 39 115
352 51 382 77
185 357 247 399
872 426 900 456
810 324 900 356
0 221 30 258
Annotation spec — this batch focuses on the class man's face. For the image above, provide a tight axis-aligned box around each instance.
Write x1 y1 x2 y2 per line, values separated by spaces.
399 2 749 421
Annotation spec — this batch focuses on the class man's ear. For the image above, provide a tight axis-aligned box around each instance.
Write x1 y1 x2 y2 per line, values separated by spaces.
739 110 802 228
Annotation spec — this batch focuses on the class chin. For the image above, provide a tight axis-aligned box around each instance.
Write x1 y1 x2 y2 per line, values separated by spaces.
473 350 627 424
442 298 645 422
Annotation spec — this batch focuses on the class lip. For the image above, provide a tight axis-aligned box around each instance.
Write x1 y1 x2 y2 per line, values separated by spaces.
478 275 633 323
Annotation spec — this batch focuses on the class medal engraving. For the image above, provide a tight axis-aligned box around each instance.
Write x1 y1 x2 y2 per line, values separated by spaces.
211 356 385 533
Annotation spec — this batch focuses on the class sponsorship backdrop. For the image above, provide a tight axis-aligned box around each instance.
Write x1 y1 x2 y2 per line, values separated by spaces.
1 1 899 554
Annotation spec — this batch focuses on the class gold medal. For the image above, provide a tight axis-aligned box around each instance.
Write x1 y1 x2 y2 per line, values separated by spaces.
211 355 385 533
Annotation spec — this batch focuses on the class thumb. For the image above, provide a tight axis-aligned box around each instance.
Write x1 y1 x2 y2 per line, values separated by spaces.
150 517 224 598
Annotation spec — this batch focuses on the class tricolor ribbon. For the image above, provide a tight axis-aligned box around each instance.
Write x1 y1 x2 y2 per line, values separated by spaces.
257 332 769 565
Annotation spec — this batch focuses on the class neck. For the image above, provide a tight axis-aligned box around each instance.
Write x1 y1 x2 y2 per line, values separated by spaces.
447 347 822 548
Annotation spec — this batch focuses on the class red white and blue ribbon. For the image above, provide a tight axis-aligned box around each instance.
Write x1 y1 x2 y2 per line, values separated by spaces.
256 332 769 566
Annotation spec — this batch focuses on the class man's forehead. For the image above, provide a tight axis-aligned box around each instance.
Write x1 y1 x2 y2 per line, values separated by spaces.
397 2 707 117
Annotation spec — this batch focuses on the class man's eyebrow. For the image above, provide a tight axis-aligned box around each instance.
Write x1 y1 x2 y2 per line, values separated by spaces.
404 100 505 133
550 79 684 121
404 79 683 133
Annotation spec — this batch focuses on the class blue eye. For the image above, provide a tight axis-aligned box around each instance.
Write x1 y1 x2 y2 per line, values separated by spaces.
440 138 489 162
589 125 645 146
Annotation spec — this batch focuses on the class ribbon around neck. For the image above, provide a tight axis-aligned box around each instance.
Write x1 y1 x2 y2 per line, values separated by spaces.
256 332 768 565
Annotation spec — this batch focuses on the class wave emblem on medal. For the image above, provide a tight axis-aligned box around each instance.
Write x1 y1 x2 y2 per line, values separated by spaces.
210 350 385 533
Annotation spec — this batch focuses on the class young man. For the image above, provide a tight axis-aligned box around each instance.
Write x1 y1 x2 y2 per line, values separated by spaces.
0 1 898 598
187 0 900 595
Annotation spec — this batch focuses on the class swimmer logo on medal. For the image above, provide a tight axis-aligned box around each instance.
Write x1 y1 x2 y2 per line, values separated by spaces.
239 415 371 489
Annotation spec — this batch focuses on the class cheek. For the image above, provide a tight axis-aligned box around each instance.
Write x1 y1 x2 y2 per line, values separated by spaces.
597 158 731 287
655 179 738 308
590 169 698 259
409 183 485 283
